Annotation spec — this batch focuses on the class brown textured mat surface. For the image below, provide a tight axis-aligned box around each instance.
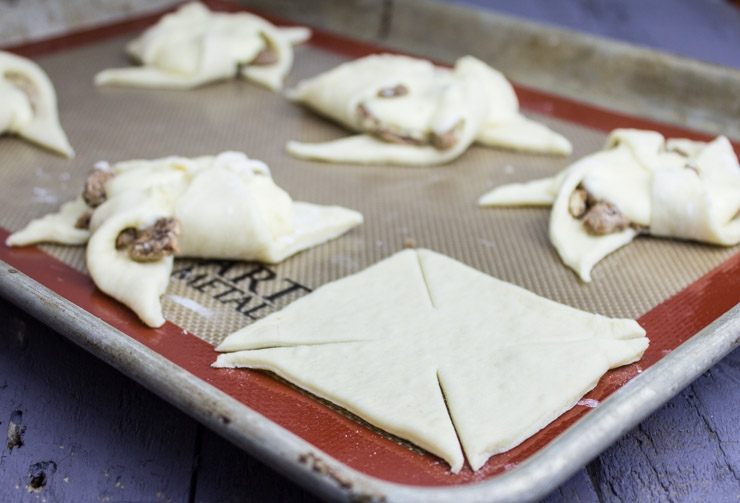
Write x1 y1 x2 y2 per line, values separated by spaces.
2 35 738 347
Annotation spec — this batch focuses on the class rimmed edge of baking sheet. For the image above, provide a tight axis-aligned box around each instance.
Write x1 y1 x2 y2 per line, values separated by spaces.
2 245 740 503
241 0 740 141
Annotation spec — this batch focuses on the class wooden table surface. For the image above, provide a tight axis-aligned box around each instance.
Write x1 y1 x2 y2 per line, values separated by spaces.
2 1 740 501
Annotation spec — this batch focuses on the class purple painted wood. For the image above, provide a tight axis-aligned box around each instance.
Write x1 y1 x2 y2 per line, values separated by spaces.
192 429 325 503
0 299 196 502
447 0 740 70
541 468 599 503
588 349 740 502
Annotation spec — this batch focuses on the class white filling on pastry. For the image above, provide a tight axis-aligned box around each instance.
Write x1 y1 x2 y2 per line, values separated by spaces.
94 2 311 91
0 50 74 157
7 151 362 327
214 248 647 472
479 129 740 281
286 54 572 166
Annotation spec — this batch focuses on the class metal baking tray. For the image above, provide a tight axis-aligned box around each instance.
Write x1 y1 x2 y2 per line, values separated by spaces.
2 1 740 501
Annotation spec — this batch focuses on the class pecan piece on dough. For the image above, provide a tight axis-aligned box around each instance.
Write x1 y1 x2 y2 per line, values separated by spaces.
356 104 424 146
357 103 379 131
116 217 181 262
5 71 39 111
251 45 277 66
377 84 408 98
429 120 463 150
375 126 425 146
684 160 701 176
568 188 589 218
74 208 94 230
115 227 138 250
583 200 630 235
82 162 116 208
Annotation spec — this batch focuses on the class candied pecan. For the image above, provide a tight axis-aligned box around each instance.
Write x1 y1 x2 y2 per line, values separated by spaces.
630 222 649 234
357 103 378 130
568 188 589 218
430 120 463 150
82 163 116 208
5 71 39 111
583 201 630 235
377 84 408 98
667 145 690 157
251 46 277 66
375 126 424 146
115 227 138 250
116 218 181 262
74 208 94 230
357 104 424 145
685 160 701 176
129 217 181 262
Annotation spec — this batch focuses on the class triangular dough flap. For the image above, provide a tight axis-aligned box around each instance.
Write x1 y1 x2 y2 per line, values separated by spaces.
0 50 74 157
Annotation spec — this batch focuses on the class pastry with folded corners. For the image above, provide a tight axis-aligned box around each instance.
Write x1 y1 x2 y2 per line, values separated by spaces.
0 51 74 157
7 152 363 327
286 54 572 166
95 2 311 91
479 129 740 281
215 248 647 472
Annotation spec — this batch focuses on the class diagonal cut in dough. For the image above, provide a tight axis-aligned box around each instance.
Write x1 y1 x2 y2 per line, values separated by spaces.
479 129 740 281
0 50 74 157
214 248 647 473
94 2 311 91
6 151 363 327
285 54 572 166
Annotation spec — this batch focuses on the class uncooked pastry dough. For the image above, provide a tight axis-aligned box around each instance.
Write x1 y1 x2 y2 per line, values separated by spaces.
94 2 311 91
0 50 74 157
479 129 740 281
7 151 363 327
214 248 647 472
285 54 572 166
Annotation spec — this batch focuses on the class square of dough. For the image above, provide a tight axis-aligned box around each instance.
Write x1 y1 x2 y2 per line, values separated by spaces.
215 248 647 472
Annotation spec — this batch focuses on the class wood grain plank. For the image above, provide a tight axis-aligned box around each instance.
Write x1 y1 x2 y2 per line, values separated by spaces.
586 347 740 502
445 0 740 69
192 428 325 503
0 298 197 503
540 468 599 503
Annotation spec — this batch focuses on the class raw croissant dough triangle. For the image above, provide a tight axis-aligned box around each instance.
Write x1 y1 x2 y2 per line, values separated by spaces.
214 248 647 472
0 51 74 157
286 54 572 166
95 2 311 91
479 129 740 281
7 152 363 327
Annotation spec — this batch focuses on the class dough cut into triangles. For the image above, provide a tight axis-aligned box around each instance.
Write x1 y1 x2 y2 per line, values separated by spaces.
286 54 571 166
0 50 74 157
479 129 740 281
95 2 310 91
214 248 647 472
7 152 362 327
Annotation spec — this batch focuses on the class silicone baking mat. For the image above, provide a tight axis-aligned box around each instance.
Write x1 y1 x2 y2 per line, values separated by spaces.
2 0 740 490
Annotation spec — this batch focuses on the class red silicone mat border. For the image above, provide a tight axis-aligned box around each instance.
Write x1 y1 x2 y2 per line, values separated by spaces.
3 0 740 486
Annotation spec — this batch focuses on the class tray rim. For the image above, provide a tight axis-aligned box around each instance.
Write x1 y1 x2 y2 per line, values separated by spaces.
2 255 739 503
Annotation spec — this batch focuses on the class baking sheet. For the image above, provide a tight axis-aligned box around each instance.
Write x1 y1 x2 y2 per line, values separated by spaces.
2 2 740 501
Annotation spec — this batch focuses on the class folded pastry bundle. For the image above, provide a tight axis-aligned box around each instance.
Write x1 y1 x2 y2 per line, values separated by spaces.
286 54 572 166
215 248 647 472
479 129 740 281
0 50 74 157
7 152 363 327
95 2 311 91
